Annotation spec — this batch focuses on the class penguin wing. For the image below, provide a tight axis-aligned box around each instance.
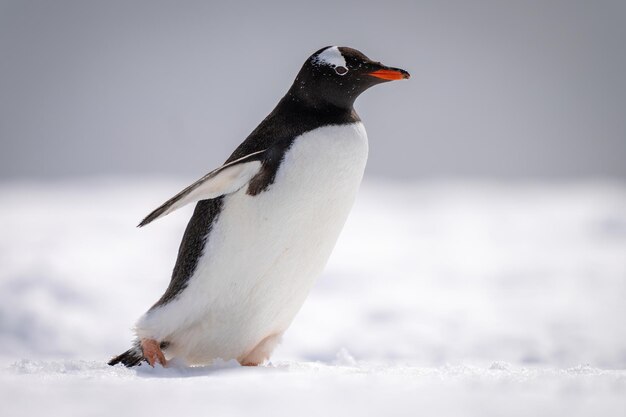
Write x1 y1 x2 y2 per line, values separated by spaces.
138 150 266 227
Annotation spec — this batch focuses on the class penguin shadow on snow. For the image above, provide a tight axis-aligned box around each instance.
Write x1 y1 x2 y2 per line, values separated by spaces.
131 358 284 379
129 357 359 378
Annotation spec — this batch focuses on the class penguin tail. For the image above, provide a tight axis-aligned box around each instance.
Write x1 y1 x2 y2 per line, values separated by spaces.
108 343 144 367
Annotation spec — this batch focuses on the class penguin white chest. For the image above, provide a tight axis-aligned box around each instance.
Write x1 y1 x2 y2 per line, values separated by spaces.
213 121 369 320
142 122 368 364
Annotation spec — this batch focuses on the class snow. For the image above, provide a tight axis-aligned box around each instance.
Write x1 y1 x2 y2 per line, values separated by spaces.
3 359 625 417
1 178 625 416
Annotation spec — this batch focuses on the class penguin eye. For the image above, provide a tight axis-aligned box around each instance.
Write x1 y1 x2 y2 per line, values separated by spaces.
334 66 348 76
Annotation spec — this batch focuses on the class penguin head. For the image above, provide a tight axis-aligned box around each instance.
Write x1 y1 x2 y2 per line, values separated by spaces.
289 46 410 109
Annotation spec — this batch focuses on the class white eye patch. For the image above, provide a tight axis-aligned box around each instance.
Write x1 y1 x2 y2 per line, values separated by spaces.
314 46 349 75
334 66 348 75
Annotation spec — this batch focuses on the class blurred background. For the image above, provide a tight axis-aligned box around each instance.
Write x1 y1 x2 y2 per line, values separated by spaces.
0 0 625 369
1 0 625 179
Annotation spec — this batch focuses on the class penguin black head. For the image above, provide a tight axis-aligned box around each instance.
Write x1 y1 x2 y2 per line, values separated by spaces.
288 46 410 110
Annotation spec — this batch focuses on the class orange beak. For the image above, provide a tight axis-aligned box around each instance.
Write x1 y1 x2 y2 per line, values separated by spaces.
369 67 410 81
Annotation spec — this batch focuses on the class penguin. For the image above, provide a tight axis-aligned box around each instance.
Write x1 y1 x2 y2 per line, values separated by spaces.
108 46 409 367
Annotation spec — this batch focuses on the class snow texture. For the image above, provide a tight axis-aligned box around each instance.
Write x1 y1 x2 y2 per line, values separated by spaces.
0 178 625 416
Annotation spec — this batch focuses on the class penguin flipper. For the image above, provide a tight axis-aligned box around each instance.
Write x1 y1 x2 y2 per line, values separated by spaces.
138 149 266 227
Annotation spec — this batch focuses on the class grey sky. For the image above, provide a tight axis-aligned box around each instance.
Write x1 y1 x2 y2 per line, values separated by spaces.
1 0 625 179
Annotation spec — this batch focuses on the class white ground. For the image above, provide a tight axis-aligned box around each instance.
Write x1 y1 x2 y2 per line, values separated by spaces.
1 178 625 416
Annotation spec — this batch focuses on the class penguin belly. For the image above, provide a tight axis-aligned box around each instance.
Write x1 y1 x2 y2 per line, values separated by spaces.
136 122 368 364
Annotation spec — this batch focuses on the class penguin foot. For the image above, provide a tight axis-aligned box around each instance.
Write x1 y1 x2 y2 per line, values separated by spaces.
239 333 282 366
141 338 167 367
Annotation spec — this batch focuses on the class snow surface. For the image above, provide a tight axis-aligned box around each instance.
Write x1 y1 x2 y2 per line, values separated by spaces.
1 178 625 416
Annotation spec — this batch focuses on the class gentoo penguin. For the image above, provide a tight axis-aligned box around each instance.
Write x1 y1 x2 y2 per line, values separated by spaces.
109 46 409 367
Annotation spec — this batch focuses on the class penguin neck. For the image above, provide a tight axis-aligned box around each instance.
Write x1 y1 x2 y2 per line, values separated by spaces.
276 92 360 129
283 78 356 115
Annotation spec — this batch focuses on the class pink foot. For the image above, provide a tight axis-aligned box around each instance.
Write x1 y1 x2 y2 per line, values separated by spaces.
141 339 167 367
239 334 282 366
